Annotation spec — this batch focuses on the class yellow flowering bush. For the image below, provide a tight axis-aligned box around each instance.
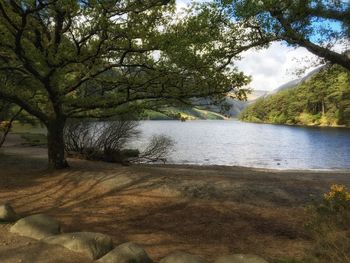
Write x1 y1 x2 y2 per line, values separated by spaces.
321 184 350 221
324 184 350 201
306 184 350 263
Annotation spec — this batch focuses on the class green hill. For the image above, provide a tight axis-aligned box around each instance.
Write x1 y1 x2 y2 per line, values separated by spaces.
240 65 350 127
141 107 227 120
140 90 268 120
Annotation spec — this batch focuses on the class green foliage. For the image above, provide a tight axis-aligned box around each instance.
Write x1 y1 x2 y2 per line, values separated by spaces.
141 107 226 120
141 110 173 120
240 65 350 127
308 185 350 230
0 0 250 121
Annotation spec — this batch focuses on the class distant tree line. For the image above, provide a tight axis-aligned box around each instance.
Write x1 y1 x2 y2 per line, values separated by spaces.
240 65 350 127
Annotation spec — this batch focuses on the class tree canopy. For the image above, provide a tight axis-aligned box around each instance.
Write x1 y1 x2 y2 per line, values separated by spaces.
0 0 254 168
220 0 350 70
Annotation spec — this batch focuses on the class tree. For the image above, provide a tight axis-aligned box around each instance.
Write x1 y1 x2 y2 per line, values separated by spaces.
221 0 350 70
0 0 252 169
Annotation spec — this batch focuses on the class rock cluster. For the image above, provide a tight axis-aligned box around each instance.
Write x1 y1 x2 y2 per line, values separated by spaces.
3 201 270 263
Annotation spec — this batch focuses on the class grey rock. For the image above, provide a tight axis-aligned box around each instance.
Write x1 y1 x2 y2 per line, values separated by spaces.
0 203 18 222
10 214 60 240
160 252 208 263
98 242 152 263
214 254 269 263
43 232 113 260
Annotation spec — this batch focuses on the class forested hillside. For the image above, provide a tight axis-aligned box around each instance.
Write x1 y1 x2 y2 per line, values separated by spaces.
240 65 350 127
141 90 267 120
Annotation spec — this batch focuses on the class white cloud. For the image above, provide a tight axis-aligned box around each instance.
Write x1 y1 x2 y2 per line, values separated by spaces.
235 42 320 91
176 0 190 9
175 1 342 92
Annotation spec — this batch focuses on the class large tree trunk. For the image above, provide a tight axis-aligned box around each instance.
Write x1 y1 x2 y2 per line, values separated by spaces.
46 117 69 169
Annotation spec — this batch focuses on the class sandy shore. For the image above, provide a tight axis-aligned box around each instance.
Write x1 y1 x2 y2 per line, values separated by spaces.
1 135 350 263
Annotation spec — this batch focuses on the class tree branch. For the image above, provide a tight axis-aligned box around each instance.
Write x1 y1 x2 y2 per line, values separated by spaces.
0 91 48 122
274 12 350 71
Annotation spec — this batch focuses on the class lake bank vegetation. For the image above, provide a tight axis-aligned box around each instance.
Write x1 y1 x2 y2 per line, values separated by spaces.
240 65 350 127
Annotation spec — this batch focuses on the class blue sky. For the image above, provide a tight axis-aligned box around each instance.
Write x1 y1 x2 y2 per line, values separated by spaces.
175 0 346 91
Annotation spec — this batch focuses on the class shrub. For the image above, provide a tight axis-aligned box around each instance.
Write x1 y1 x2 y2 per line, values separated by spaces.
306 184 350 263
121 149 140 158
64 120 174 164
136 135 175 163
96 121 140 155
64 119 140 161
102 148 140 163
297 113 321 125
64 120 94 155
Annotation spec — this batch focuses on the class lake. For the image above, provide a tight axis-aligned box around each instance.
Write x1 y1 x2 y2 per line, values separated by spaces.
133 120 350 170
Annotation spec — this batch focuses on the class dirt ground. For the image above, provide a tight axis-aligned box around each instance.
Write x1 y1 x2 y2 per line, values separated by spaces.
1 135 350 263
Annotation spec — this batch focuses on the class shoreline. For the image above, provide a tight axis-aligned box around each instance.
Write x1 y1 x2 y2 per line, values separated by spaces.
239 118 350 129
2 143 350 174
138 163 350 173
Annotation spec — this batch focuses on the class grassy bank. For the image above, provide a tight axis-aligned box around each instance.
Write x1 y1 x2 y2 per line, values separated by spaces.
141 107 227 120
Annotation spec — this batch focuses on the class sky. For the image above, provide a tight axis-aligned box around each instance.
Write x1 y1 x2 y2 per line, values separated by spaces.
234 43 319 91
175 0 323 91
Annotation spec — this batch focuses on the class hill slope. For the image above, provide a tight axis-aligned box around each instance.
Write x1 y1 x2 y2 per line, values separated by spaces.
240 65 350 127
141 107 227 120
141 90 267 120
268 66 324 96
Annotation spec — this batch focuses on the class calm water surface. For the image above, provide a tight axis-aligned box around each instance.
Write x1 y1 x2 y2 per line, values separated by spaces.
133 120 350 170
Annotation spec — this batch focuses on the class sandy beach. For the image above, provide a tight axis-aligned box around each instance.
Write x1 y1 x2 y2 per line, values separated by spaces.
1 135 350 263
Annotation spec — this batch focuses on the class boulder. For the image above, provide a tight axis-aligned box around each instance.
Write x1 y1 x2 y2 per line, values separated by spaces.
43 232 113 260
98 242 152 263
214 254 269 263
0 203 19 222
10 214 60 239
160 252 208 263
